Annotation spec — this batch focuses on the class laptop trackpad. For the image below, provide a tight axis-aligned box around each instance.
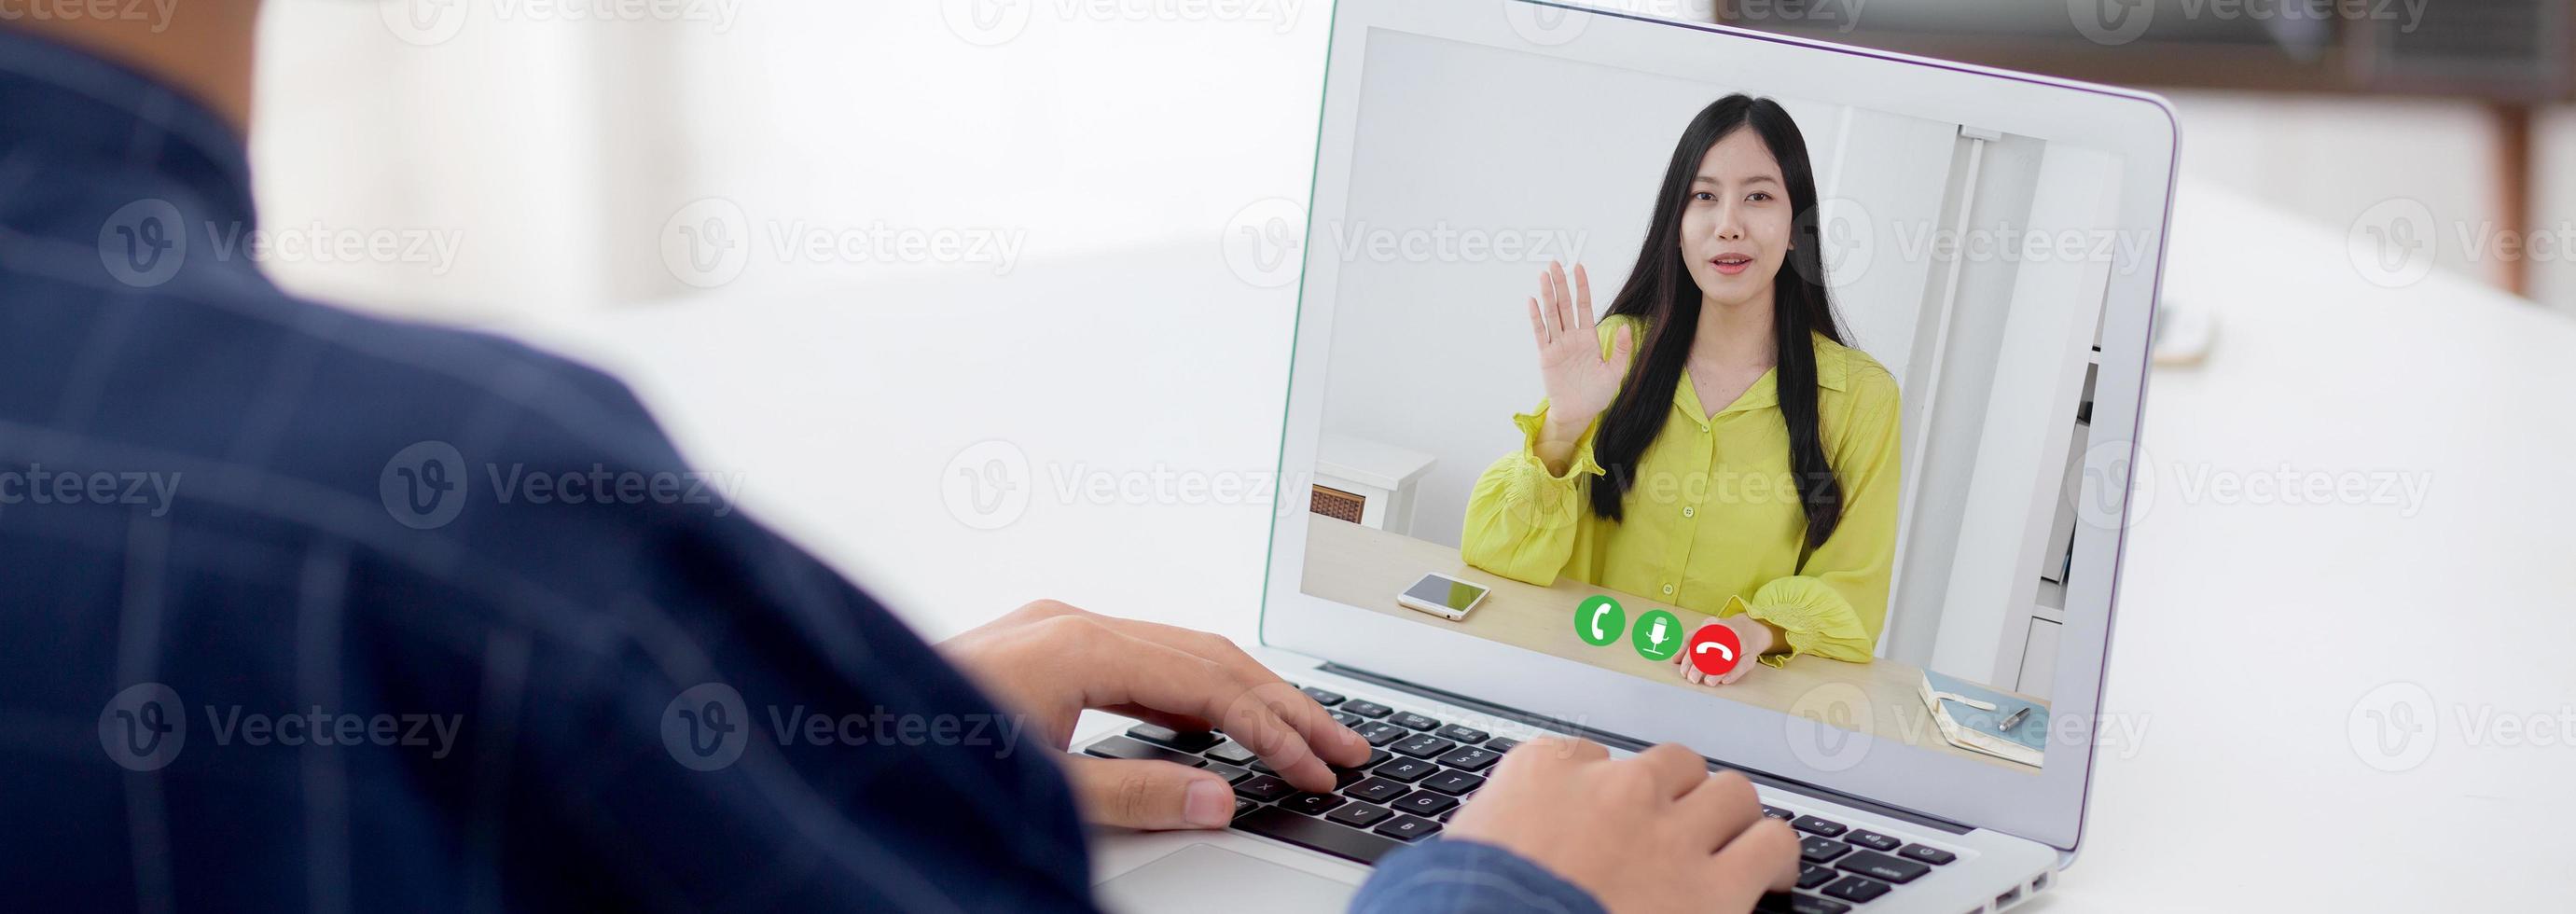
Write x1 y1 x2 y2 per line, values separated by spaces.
1096 843 1356 914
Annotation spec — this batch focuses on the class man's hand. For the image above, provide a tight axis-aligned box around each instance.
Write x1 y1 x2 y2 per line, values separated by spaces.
1447 739 1800 913
938 600 1372 831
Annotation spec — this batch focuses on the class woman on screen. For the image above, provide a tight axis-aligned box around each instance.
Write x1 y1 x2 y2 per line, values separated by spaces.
1461 94 1901 686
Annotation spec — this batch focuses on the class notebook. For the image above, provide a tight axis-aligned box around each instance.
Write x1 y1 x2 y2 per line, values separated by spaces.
1918 670 2048 768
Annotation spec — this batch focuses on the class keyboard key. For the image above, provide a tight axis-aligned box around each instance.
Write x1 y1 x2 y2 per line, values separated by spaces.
1795 864 1836 890
1331 712 1363 727
1420 770 1486 796
1762 805 1796 820
1834 850 1930 884
1353 722 1409 747
1483 737 1521 754
1084 737 1207 769
1897 843 1957 866
1325 802 1395 829
1300 686 1346 707
1204 762 1253 784
1281 793 1347 816
1204 741 1259 766
1433 724 1489 744
1234 797 1256 818
1390 712 1442 731
1237 806 1404 864
1790 815 1849 838
1256 748 1385 780
1799 835 1853 864
1392 790 1460 817
1843 829 1903 852
1373 757 1437 782
1392 735 1457 759
1124 723 1224 754
1374 815 1443 841
1755 892 1850 914
1344 778 1410 804
1821 876 1891 904
1341 699 1394 718
1435 809 1453 823
1434 746 1502 771
1234 774 1295 802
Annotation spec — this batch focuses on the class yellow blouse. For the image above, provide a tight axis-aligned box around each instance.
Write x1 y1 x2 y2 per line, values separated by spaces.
1461 314 1903 667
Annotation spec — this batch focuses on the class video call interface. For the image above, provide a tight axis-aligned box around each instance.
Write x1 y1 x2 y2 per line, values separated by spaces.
1295 30 2137 773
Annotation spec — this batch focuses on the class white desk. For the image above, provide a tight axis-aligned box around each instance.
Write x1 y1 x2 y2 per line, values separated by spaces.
505 180 2576 909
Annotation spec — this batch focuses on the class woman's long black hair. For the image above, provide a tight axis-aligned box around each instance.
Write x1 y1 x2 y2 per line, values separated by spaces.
1587 94 1849 552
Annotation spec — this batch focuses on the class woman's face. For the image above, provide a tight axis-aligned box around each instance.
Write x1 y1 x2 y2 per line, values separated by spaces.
1678 128 1794 311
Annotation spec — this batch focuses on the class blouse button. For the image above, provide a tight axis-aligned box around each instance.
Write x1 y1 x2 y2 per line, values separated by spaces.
1682 506 1695 519
1661 584 1675 595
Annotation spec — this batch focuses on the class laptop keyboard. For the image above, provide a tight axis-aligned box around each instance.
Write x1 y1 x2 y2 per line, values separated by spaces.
1082 684 1965 911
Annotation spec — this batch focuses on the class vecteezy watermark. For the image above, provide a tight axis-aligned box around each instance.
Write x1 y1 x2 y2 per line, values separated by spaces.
939 439 1310 530
378 439 745 531
940 0 1309 46
379 0 747 47
0 464 182 519
1778 680 2154 773
2347 682 2576 773
2347 196 2576 290
658 196 1028 288
0 0 178 33
96 198 466 288
1220 197 1591 288
2068 0 2428 48
659 683 1032 771
99 683 464 771
2068 440 2434 533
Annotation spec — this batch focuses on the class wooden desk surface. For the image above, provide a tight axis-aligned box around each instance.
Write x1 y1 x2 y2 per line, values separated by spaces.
1299 517 2043 771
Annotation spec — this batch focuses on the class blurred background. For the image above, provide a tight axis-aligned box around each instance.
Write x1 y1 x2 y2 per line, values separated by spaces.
251 0 2574 320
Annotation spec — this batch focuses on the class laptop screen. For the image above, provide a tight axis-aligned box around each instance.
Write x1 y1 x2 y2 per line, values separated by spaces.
1266 2 2172 846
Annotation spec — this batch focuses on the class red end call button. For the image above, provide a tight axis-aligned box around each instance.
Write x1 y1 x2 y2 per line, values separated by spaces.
1686 622 1742 677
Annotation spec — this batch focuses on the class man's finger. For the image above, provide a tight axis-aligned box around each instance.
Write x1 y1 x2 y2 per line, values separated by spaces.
1112 619 1371 769
1671 769 1766 852
1702 817 1802 903
1061 755 1238 831
1079 636 1336 792
1630 742 1713 800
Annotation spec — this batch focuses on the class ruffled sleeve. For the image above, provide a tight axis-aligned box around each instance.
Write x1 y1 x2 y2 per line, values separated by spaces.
1458 400 1602 587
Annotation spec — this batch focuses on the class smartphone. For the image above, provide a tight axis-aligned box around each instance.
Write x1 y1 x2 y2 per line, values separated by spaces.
1396 572 1489 621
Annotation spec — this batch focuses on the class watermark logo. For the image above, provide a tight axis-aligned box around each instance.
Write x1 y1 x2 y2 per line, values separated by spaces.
99 683 187 772
2068 0 2154 46
662 197 752 289
943 439 1033 530
1783 682 1873 772
661 684 1030 771
942 0 1032 45
662 682 751 771
381 440 470 531
1223 197 1307 288
2073 436 2152 532
1503 0 1586 47
2347 197 2437 289
380 0 468 45
98 198 187 288
2347 681 2437 772
1800 196 1877 288
658 197 1026 287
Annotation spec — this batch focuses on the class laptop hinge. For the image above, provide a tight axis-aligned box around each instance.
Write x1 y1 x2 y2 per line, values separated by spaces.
1318 661 1975 836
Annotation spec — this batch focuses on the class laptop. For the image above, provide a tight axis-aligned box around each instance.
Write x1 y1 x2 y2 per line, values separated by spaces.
1076 1 2176 911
